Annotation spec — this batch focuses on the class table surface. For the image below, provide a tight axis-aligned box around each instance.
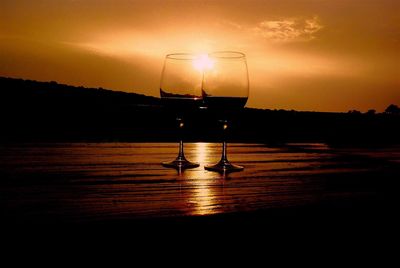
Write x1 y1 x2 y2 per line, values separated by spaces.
1 142 399 224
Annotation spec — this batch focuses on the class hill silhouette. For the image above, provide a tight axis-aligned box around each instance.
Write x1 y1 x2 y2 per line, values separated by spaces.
1 76 399 145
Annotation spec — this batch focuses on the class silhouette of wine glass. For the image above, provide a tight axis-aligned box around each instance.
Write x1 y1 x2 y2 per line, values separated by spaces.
160 53 206 169
202 51 249 173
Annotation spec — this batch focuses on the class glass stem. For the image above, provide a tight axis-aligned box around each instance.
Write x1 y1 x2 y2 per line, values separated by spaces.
221 120 228 163
221 141 228 162
178 139 185 160
177 117 185 161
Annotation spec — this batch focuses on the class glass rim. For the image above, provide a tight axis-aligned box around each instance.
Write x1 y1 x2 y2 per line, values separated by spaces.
165 53 198 60
165 51 246 60
208 51 246 59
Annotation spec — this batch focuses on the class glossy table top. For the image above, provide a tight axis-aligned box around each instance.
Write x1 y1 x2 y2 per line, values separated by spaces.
1 142 399 223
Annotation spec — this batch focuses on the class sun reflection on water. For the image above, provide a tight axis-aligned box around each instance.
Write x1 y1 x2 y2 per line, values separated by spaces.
185 142 225 215
193 142 209 166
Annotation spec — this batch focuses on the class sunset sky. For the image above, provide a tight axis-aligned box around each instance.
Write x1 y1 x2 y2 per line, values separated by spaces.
1 0 399 112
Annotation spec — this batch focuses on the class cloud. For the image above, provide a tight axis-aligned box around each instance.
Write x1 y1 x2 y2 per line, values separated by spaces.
218 20 244 30
253 16 323 42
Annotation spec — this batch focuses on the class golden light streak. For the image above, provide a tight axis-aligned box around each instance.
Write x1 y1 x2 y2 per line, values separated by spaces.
186 143 222 215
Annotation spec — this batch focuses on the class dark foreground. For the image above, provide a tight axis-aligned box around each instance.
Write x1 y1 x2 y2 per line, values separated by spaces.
1 142 399 229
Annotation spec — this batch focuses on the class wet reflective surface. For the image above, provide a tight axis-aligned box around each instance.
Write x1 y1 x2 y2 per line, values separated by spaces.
1 142 399 223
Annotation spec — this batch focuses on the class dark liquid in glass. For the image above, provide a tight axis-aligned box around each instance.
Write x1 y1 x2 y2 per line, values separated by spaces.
203 96 248 112
160 89 203 114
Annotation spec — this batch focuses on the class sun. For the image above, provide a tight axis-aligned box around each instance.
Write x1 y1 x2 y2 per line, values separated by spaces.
192 53 214 71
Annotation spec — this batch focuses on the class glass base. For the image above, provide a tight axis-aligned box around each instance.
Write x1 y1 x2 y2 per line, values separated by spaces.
205 159 244 173
162 157 199 169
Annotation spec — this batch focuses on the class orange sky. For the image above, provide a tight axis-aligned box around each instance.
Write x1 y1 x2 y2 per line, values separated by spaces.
1 0 399 112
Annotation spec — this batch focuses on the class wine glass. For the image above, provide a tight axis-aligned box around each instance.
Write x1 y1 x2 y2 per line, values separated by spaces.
202 51 249 173
160 53 204 169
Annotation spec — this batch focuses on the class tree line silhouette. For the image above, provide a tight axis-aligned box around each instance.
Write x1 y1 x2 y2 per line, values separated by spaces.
1 76 399 146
